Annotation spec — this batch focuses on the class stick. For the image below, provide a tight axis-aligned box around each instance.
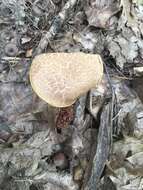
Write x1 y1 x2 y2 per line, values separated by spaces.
85 102 112 190
33 0 77 56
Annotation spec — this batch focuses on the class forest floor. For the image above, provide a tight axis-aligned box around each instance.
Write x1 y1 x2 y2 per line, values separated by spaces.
0 0 143 190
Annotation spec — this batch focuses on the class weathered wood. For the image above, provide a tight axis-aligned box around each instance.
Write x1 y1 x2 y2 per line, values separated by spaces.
34 0 77 56
85 101 112 190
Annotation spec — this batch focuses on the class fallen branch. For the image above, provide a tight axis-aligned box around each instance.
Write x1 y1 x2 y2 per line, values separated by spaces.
33 0 77 56
85 102 112 190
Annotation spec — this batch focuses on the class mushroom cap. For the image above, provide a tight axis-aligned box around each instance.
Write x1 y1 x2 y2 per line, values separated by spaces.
29 53 103 107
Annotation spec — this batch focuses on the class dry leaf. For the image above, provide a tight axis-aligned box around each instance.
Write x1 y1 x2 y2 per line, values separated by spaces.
120 0 137 26
85 1 119 29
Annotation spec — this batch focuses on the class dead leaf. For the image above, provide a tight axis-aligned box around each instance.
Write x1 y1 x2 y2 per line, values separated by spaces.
120 0 137 26
85 1 119 29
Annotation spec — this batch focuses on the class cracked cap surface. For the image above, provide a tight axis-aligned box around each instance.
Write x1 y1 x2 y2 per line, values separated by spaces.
29 52 103 107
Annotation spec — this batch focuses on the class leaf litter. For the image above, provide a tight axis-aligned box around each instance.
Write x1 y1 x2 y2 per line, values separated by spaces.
0 0 143 190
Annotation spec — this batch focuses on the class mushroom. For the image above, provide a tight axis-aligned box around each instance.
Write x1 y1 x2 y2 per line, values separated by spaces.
29 52 103 128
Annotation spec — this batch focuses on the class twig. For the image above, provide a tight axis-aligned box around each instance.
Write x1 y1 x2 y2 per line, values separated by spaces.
102 60 120 135
33 0 77 56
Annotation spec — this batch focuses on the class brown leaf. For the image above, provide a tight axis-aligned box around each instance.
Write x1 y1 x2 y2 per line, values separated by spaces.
85 1 119 29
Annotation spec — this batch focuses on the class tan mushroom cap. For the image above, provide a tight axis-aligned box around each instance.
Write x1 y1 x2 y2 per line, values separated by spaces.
29 53 103 107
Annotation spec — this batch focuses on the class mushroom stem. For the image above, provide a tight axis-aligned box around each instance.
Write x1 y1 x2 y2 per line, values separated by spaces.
55 105 74 129
47 104 57 129
47 105 74 129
